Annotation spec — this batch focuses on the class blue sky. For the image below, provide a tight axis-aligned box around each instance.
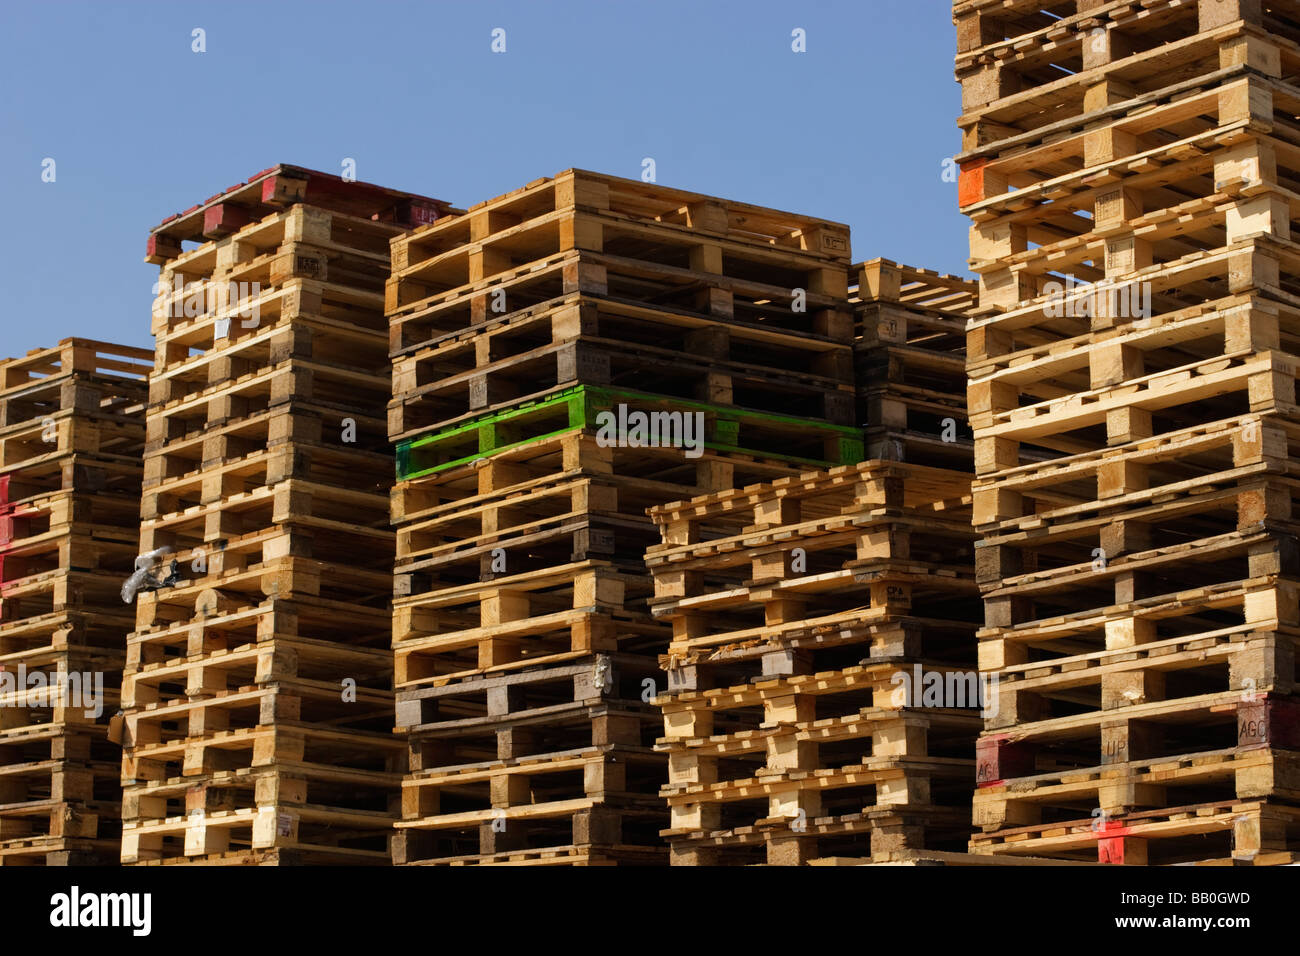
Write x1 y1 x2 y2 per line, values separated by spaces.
0 0 967 357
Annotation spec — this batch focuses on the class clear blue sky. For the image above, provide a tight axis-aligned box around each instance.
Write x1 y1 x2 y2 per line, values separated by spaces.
0 0 968 358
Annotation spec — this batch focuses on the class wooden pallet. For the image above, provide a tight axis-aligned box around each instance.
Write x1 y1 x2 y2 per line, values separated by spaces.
147 349 390 445
955 14 1291 153
0 835 120 866
146 344 391 455
392 431 827 539
386 168 849 320
0 407 145 469
957 31 1298 326
0 723 123 847
955 0 1261 112
149 283 392 409
120 689 398 780
656 665 984 745
396 745 665 865
393 560 662 685
121 632 392 711
138 479 394 575
121 801 396 864
394 652 657 730
974 476 1298 609
660 770 975 866
1 454 142 509
977 688 1300 778
394 385 865 479
648 509 973 602
0 338 150 391
987 616 1297 719
396 472 660 564
647 461 978 663
403 845 666 866
146 164 456 270
2 487 140 543
390 652 668 865
969 194 1298 319
394 806 669 867
131 550 391 631
126 598 392 672
388 250 853 358
0 610 132 659
825 847 1096 865
971 410 1296 517
975 345 1296 477
397 514 658 600
141 432 389 517
969 287 1298 398
969 797 1300 863
389 297 855 436
0 795 116 844
0 340 149 431
0 643 123 712
960 79 1293 224
140 402 389 514
974 742 1300 830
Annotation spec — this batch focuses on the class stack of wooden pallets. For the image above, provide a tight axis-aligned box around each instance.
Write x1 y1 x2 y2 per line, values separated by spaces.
0 339 149 865
386 169 864 865
854 258 977 467
119 165 456 865
955 0 1300 863
646 261 985 865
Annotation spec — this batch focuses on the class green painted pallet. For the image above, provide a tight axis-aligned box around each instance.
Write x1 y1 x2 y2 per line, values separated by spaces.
394 385 864 481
